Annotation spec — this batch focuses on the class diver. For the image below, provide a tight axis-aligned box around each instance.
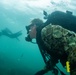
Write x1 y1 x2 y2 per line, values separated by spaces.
25 10 76 75
0 28 22 40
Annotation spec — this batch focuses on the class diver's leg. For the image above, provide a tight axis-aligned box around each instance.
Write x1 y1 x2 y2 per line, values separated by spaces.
10 30 22 38
1 28 13 34
13 30 22 37
4 28 13 34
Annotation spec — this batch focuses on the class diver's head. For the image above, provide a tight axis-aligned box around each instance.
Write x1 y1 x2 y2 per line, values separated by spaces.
25 18 43 42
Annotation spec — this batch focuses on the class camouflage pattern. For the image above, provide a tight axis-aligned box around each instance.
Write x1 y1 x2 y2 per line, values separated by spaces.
41 24 76 74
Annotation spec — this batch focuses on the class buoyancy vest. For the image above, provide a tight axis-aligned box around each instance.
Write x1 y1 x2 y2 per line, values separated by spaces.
36 24 62 67
36 23 76 68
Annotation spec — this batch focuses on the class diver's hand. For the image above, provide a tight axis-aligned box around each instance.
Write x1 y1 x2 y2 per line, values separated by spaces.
35 70 45 75
52 68 58 75
35 66 49 75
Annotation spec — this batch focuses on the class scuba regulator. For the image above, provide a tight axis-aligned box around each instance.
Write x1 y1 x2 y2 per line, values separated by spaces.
25 24 33 42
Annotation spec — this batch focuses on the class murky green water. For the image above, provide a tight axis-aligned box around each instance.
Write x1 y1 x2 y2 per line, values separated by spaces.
0 0 76 75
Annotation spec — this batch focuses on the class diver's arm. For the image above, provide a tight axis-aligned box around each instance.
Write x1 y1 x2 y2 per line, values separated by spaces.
35 60 58 75
36 46 58 75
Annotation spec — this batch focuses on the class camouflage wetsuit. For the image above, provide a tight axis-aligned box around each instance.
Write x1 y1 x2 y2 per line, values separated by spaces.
41 24 76 75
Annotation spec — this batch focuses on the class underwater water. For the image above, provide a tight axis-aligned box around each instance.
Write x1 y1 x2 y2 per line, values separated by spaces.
0 0 76 75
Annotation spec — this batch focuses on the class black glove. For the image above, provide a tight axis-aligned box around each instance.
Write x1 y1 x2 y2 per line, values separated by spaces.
52 68 58 75
35 69 49 75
